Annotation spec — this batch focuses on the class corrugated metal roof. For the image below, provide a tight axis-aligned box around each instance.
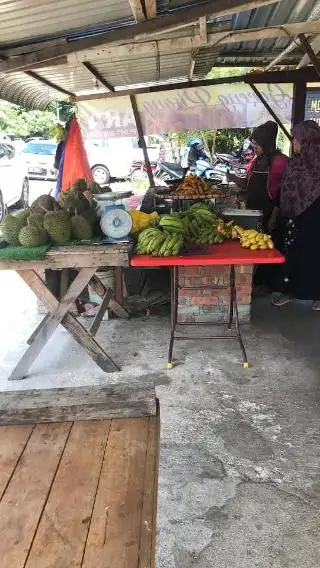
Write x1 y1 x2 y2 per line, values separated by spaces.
0 0 319 109
0 72 57 109
0 0 134 47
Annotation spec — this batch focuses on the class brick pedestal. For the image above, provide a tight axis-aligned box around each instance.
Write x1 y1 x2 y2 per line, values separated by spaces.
178 265 253 323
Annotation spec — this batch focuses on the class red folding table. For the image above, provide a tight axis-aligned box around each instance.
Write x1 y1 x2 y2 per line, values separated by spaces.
131 241 285 368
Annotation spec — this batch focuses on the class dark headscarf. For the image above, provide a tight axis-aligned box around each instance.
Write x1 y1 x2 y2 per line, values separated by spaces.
251 121 279 171
280 120 320 217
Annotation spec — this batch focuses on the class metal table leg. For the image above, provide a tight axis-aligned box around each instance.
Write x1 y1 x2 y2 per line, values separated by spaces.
167 266 178 369
230 265 249 367
165 264 249 369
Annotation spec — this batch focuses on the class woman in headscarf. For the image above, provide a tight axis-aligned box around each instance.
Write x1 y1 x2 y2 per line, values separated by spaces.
273 120 320 310
228 120 288 232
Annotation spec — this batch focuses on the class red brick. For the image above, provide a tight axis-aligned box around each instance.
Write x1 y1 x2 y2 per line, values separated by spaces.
191 296 219 305
236 265 253 275
179 288 202 296
237 293 251 304
235 284 252 293
180 267 202 276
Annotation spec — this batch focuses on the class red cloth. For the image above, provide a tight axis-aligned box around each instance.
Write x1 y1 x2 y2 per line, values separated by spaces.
61 117 93 192
246 153 289 200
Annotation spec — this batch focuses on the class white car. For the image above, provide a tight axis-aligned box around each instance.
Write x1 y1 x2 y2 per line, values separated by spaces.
23 139 125 186
23 140 57 181
0 142 29 222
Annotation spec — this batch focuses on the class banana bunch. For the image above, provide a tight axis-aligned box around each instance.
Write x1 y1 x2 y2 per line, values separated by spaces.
194 227 224 245
135 227 184 256
236 227 274 250
156 232 184 256
181 205 218 242
158 215 184 234
216 219 235 239
135 228 166 255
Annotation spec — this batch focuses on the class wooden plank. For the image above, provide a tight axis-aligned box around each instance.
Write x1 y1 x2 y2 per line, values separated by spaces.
298 33 320 80
0 0 278 73
9 268 97 381
63 314 120 373
130 95 155 186
0 422 71 568
138 405 160 568
89 288 113 337
82 61 115 92
0 384 157 425
145 0 157 19
67 19 320 67
0 245 130 271
0 424 34 498
17 270 120 374
129 0 146 22
82 417 150 568
25 420 111 568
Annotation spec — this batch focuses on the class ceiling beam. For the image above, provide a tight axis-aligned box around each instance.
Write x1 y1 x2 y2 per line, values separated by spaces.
129 1 146 22
298 33 320 80
297 34 320 68
0 0 279 73
75 67 320 102
82 61 115 91
25 70 74 97
65 20 320 67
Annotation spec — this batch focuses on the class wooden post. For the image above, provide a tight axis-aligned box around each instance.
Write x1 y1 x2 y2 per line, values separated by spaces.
248 83 292 141
298 34 320 80
291 81 307 127
130 94 155 186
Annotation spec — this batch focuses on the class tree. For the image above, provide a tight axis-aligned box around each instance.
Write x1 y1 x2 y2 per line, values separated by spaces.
0 102 57 138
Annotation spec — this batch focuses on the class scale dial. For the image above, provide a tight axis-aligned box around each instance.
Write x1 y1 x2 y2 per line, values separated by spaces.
100 207 132 239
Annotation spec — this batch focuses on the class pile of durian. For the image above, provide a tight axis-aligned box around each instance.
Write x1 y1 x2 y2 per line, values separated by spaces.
0 179 99 248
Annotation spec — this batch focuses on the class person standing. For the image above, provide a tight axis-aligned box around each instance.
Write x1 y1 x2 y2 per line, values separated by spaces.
272 120 320 310
228 121 288 232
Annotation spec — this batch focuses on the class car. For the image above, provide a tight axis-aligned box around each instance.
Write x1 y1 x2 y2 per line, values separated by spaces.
23 140 57 180
0 142 29 222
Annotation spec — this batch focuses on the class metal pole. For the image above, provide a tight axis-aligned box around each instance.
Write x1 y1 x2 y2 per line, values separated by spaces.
248 83 292 142
130 94 155 186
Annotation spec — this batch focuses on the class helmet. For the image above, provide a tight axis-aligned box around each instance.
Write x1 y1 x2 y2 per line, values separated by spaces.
187 138 201 147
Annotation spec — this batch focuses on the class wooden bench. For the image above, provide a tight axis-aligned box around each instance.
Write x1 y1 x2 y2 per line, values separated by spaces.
0 384 159 568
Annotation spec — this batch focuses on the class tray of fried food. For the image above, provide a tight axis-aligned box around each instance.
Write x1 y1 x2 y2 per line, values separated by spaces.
169 174 223 199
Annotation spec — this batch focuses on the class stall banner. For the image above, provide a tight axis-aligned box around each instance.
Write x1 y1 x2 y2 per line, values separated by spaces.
305 88 320 126
78 83 293 139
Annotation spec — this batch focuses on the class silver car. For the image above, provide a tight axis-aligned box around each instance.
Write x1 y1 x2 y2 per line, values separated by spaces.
0 143 29 222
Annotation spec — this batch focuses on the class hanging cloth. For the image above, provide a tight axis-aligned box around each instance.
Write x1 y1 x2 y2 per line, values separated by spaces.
61 117 93 192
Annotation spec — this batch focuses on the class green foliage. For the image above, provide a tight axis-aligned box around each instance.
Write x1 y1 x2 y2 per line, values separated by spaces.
0 102 56 138
206 67 247 79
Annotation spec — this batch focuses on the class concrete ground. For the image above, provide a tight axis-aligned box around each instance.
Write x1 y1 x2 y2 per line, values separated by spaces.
1 270 320 567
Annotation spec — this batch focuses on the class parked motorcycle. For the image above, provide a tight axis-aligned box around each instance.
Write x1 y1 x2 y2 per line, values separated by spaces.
155 159 224 186
129 160 157 182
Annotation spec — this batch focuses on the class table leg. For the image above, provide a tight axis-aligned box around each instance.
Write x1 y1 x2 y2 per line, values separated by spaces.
228 265 234 330
230 265 248 367
167 266 178 368
10 268 119 380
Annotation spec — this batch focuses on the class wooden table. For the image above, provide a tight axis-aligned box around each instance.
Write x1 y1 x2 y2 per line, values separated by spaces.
0 244 131 380
0 383 159 568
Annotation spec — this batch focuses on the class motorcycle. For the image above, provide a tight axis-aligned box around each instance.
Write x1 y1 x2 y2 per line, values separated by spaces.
155 159 224 186
129 160 157 182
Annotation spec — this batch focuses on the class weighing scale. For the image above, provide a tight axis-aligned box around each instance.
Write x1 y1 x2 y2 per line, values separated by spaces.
100 204 133 243
94 191 134 243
